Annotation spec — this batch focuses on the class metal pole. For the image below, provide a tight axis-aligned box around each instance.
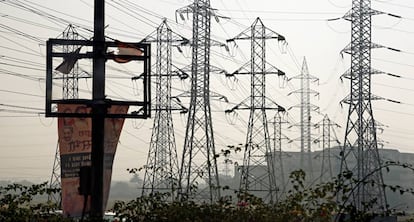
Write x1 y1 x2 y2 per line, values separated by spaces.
90 0 106 217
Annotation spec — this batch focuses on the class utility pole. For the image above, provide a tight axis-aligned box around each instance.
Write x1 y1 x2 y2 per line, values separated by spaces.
288 57 319 180
90 0 106 216
141 20 187 200
226 17 286 203
335 0 401 212
176 0 221 203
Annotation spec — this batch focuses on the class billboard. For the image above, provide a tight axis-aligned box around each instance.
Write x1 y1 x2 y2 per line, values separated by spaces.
57 104 127 217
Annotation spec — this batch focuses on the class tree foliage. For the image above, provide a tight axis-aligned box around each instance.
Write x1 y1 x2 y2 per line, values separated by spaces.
2 160 414 221
0 182 68 222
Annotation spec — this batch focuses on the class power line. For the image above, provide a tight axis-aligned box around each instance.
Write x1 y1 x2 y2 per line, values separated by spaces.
373 57 414 68
0 109 43 115
0 89 43 98
0 13 63 32
377 107 414 117
0 103 43 111
374 82 414 93
0 62 45 72
0 55 44 67
0 35 42 55
0 45 42 57
0 24 44 43
0 115 44 118
217 9 344 15
374 0 414 10
230 17 334 22
0 68 44 81
106 0 158 30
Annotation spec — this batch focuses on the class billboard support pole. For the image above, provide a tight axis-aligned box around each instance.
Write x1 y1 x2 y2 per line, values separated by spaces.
45 0 151 218
90 0 105 217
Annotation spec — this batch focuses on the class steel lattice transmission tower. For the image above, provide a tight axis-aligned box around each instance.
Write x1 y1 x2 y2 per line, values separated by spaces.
373 121 388 149
226 17 286 203
176 0 221 202
61 25 80 100
288 58 319 179
48 24 80 205
338 0 395 212
321 115 334 182
272 112 287 197
318 114 340 183
141 20 187 199
48 143 61 204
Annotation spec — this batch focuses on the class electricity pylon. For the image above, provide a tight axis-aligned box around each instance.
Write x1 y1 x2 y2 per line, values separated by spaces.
337 0 401 212
176 0 221 203
272 112 288 198
226 17 286 203
288 57 319 179
141 20 188 200
48 24 80 205
315 115 340 183
48 143 61 204
373 121 388 149
60 25 80 100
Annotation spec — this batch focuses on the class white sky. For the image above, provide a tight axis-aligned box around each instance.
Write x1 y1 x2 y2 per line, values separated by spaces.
0 0 414 182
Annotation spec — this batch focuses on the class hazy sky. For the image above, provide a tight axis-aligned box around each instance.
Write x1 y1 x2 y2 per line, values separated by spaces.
1 0 414 182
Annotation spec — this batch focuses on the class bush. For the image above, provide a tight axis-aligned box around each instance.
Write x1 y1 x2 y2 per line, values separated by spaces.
2 161 413 221
0 182 68 222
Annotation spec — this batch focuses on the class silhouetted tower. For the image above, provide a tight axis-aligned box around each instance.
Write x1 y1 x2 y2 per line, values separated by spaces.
141 20 187 199
373 121 388 149
318 115 340 183
48 24 80 205
61 25 80 99
272 112 287 196
176 0 220 202
226 17 286 203
288 58 319 179
337 0 399 212
48 144 61 204
223 157 232 178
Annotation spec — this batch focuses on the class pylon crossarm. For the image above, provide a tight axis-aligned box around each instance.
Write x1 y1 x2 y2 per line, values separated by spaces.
225 97 251 113
141 27 189 45
228 61 251 76
263 97 285 112
210 65 229 75
175 4 195 22
342 8 385 21
341 42 393 55
265 61 286 77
